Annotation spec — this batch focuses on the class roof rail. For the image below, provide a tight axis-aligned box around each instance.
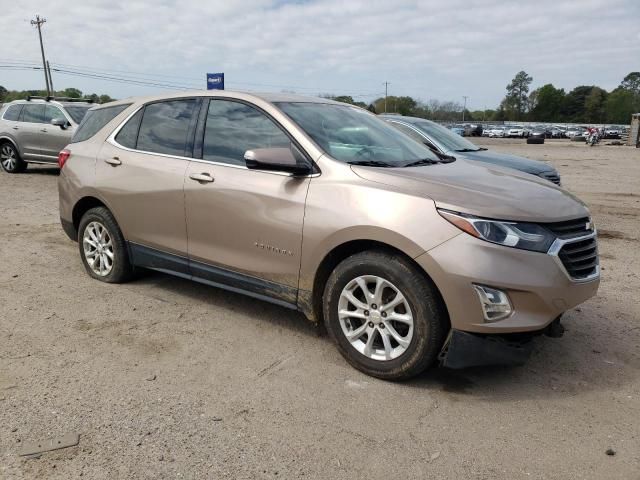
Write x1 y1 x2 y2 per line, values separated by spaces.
25 95 94 103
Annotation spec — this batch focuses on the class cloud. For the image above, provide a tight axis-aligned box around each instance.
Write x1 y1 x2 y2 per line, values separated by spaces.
2 0 639 107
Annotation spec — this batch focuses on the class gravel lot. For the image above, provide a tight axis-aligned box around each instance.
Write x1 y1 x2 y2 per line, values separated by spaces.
1 139 639 479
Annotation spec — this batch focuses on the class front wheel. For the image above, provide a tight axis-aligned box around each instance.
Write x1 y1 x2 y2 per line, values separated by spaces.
323 251 448 380
0 143 27 173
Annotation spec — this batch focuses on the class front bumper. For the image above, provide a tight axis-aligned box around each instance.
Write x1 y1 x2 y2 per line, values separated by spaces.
416 233 600 334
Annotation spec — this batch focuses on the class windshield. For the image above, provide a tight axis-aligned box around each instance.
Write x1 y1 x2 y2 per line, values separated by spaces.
410 120 480 153
276 102 442 166
65 106 91 124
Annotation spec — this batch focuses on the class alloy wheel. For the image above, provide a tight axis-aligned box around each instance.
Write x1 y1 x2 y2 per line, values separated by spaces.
1 145 17 171
82 221 114 276
338 275 414 361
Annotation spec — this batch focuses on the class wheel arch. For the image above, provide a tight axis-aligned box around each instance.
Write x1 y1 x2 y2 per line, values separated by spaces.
305 239 450 327
72 196 110 234
0 136 20 154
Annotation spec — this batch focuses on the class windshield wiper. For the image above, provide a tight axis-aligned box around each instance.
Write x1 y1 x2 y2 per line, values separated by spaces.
347 160 395 168
454 148 481 152
403 158 441 167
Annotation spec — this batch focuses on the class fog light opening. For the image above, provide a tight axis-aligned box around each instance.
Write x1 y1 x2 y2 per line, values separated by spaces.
473 285 512 322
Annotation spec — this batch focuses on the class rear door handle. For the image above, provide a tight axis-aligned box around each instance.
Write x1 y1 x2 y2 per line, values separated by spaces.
104 157 122 166
189 172 214 183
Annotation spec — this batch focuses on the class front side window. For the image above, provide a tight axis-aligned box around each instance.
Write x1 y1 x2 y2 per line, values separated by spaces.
389 122 430 145
136 100 197 156
412 120 482 153
21 104 45 123
71 104 130 144
277 102 441 166
45 105 66 124
202 100 290 166
3 105 23 121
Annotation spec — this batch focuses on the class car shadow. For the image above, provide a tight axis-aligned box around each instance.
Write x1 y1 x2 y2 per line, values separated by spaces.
129 270 637 400
25 165 59 175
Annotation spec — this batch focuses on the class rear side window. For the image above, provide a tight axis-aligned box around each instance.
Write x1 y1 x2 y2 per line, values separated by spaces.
136 100 197 156
3 105 23 121
65 106 90 124
71 104 130 144
115 109 143 149
22 104 45 123
202 100 290 166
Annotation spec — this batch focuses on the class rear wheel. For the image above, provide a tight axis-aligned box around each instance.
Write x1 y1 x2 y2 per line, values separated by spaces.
0 143 27 173
78 207 133 283
323 250 448 380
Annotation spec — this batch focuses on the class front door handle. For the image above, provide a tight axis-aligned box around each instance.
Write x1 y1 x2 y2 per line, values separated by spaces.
12 126 19 130
40 129 48 133
104 157 122 166
189 172 214 183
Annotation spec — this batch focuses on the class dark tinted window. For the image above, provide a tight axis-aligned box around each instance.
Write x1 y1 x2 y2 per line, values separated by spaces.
203 100 290 166
115 109 143 149
44 105 66 123
137 100 197 156
71 104 130 144
22 104 45 123
3 105 23 121
65 106 90 124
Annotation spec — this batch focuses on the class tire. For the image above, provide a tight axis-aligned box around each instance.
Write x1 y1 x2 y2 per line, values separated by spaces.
77 207 133 283
323 250 448 380
0 142 27 173
527 137 544 145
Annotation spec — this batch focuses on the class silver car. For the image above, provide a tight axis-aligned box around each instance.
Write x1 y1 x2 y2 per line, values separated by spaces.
0 97 92 173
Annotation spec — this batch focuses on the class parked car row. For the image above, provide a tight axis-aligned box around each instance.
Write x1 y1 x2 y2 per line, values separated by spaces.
1 93 599 380
477 123 628 140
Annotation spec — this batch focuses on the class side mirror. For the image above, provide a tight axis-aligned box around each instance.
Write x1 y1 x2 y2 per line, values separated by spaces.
51 118 68 129
244 146 311 175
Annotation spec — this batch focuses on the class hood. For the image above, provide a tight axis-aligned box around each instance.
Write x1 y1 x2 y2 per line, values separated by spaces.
351 159 588 222
445 149 554 175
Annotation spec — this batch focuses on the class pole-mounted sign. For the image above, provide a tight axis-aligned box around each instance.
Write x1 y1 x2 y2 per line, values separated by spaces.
206 73 224 90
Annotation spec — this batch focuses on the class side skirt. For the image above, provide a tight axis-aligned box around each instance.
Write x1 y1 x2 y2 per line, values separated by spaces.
128 242 299 311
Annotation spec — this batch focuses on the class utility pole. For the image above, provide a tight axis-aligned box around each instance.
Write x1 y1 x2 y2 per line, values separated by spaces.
47 60 54 93
31 15 50 96
383 82 390 113
462 96 468 122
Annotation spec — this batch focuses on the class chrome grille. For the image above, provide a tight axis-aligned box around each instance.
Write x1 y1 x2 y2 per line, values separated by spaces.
545 217 592 239
557 236 599 280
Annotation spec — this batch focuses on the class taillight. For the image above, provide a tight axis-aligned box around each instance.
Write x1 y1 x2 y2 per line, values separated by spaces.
58 149 71 168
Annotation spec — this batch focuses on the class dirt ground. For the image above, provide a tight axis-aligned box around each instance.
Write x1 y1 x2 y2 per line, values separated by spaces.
1 139 639 479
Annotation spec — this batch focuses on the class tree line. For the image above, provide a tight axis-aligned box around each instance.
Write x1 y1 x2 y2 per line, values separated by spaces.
0 86 114 104
325 71 640 125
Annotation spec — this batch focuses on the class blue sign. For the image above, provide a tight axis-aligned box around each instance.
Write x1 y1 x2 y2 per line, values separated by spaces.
207 73 224 90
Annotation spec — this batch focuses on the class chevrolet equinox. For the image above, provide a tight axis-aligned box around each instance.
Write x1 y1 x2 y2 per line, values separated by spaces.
58 91 600 379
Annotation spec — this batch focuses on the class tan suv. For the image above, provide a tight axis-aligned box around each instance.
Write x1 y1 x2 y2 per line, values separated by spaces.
58 91 599 379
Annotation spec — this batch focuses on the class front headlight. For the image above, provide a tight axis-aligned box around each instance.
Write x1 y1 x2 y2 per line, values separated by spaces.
438 209 555 253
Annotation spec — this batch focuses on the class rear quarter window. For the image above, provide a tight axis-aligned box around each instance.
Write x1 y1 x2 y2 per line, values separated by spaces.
70 104 131 144
3 104 23 121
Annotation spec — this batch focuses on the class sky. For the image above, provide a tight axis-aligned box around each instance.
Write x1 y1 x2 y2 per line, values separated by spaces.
1 0 639 110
